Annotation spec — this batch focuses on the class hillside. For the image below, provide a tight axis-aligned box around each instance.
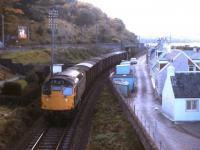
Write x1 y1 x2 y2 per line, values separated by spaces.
0 0 138 45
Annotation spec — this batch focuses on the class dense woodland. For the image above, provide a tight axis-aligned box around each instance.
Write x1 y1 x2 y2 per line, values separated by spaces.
0 0 138 45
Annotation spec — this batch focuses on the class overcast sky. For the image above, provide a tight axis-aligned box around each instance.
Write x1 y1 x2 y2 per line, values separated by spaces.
80 0 200 39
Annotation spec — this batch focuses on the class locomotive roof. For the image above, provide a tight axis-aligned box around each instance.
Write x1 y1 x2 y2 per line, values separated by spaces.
89 57 102 63
51 68 84 85
102 51 124 58
76 62 93 68
76 61 95 68
59 69 81 78
75 65 91 72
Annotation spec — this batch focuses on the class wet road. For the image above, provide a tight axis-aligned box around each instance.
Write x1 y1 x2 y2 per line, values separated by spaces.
129 55 200 150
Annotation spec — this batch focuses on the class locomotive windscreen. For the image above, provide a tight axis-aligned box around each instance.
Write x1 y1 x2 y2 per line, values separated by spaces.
42 78 74 95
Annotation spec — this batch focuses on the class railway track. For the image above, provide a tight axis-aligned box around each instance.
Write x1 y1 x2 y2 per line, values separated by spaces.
28 127 66 150
17 113 78 150
25 122 75 150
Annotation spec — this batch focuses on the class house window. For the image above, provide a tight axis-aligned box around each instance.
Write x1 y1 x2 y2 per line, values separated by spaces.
158 52 162 56
186 100 199 111
160 63 167 70
189 65 196 71
157 52 162 58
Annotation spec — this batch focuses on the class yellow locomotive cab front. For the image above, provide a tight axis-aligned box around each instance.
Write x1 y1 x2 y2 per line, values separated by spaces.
42 92 75 111
41 80 76 111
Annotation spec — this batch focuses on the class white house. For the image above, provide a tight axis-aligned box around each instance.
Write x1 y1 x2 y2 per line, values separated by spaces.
154 50 200 97
147 39 200 98
147 38 170 77
162 66 200 121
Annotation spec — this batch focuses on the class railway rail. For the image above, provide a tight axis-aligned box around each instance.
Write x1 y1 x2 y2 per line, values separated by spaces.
25 119 76 150
28 127 67 150
15 113 77 150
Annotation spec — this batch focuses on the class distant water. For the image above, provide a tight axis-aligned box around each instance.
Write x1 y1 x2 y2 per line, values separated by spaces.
170 42 200 47
146 42 200 47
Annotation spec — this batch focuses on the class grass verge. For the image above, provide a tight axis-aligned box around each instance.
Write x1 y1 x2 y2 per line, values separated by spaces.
0 46 110 65
87 86 144 150
0 102 41 150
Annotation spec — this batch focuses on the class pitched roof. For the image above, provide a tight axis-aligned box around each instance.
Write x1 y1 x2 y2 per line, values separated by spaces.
159 49 181 61
159 50 200 73
183 50 200 60
171 73 200 98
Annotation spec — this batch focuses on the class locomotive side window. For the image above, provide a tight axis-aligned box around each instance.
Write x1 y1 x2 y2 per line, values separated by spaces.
42 81 51 95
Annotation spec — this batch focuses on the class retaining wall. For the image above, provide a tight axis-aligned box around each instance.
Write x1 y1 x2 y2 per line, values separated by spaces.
109 79 158 150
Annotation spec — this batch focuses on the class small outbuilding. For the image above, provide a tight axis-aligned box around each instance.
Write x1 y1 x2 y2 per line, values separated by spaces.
112 74 135 92
113 79 130 98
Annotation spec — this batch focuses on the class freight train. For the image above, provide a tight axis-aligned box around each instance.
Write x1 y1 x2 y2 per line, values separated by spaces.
41 51 127 115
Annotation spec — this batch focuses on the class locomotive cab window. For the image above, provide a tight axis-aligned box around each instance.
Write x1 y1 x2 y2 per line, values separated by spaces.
50 79 68 91
50 79 63 91
63 87 73 96
51 79 65 85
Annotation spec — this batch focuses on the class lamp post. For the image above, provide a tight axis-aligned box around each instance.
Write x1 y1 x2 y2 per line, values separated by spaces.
94 12 98 44
95 21 98 44
49 8 58 76
0 14 4 48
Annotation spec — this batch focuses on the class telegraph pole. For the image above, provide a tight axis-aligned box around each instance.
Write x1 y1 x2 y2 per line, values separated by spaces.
95 13 98 44
0 14 4 48
95 23 98 44
49 8 58 76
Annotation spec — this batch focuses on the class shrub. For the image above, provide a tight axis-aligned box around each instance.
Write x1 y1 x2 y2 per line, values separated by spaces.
74 9 96 27
22 83 41 102
15 79 28 90
25 71 39 83
35 71 45 84
36 26 44 36
26 7 44 22
1 82 22 96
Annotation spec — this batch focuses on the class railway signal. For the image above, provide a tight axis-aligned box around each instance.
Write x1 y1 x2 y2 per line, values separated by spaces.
48 8 58 76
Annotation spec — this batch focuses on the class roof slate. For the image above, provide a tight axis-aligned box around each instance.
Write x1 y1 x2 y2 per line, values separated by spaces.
171 73 200 98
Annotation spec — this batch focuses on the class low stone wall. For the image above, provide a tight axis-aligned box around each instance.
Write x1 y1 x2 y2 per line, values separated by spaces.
109 79 158 150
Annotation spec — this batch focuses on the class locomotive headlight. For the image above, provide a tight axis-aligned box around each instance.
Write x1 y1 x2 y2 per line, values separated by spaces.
65 98 68 102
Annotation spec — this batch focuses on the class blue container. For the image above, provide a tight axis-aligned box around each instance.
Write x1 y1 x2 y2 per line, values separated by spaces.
113 80 129 98
116 64 130 75
113 74 135 92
